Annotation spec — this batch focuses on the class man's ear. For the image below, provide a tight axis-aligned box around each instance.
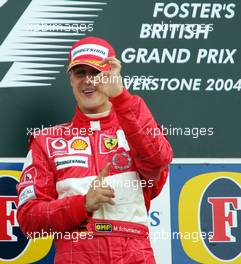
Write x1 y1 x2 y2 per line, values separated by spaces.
69 70 73 86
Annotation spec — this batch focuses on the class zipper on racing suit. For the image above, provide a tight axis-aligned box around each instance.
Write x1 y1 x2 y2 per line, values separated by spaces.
91 130 100 175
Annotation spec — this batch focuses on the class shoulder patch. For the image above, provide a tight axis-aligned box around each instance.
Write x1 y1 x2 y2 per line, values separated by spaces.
18 185 36 207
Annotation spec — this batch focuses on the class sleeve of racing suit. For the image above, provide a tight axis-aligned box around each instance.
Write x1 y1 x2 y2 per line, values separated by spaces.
110 88 173 180
17 137 90 235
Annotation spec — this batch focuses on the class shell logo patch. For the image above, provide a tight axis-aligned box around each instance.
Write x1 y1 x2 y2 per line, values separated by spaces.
71 139 88 151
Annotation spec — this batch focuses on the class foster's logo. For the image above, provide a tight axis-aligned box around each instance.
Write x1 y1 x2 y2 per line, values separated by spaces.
179 172 241 264
0 172 29 260
200 177 241 261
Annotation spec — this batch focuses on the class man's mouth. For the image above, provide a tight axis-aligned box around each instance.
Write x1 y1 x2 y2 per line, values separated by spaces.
82 88 96 95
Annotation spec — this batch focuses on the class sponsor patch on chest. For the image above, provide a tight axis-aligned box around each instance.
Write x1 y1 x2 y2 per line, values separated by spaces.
47 137 91 157
95 223 112 232
99 134 118 153
54 156 88 170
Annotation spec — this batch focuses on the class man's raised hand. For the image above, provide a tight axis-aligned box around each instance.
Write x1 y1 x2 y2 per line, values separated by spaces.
93 57 123 98
85 163 115 214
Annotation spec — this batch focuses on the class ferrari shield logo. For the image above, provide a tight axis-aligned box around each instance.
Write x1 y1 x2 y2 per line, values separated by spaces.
104 138 118 150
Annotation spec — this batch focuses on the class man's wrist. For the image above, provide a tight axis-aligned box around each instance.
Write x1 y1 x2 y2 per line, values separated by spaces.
84 195 93 217
110 87 131 102
111 86 123 98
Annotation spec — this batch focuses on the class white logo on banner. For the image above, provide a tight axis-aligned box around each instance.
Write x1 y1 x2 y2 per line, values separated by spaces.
0 0 8 8
0 0 107 88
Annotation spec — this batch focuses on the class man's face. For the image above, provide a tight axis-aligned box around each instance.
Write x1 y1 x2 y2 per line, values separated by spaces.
70 65 111 114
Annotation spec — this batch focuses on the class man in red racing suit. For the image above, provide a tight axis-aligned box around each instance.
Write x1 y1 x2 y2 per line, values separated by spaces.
17 37 173 264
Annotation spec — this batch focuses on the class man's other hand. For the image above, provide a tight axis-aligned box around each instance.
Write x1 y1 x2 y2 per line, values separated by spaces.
85 163 115 214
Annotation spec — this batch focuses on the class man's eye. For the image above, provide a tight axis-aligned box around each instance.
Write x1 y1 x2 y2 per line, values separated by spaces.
75 70 85 76
92 70 100 76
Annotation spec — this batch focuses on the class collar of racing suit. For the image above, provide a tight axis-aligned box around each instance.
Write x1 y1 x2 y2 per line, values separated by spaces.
84 110 111 118
72 105 117 130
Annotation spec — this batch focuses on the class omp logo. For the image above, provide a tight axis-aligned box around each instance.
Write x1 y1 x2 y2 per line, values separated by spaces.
0 0 107 88
95 223 112 232
0 170 52 263
179 172 241 264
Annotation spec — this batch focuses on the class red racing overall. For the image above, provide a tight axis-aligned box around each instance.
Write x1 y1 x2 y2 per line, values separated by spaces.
17 88 173 264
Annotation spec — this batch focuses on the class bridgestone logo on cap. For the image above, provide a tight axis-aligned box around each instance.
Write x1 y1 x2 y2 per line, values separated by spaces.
72 44 109 60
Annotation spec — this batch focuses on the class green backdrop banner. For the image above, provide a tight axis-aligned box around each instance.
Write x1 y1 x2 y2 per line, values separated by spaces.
0 0 240 157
